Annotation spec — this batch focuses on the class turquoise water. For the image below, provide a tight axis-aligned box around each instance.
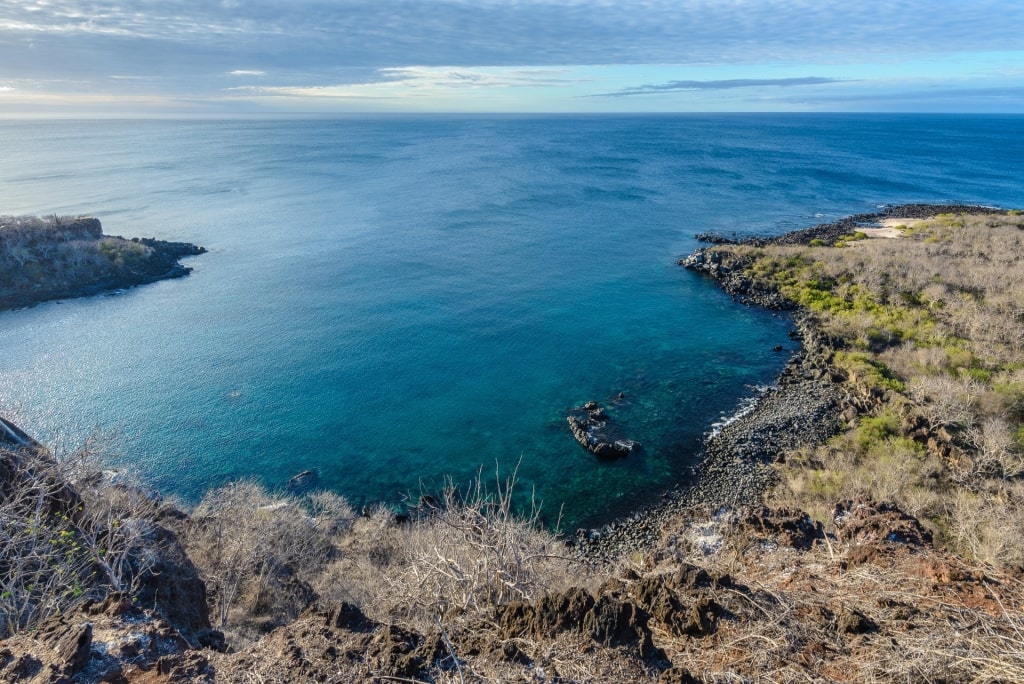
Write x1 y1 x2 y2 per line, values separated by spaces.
1 115 1022 528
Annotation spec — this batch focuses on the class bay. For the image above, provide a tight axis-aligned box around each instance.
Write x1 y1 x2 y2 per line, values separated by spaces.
1 114 1021 528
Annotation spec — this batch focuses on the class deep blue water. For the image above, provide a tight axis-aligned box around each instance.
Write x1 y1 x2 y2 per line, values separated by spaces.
1 114 1021 528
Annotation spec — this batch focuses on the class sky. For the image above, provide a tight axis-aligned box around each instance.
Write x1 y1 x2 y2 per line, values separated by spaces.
1 0 1023 116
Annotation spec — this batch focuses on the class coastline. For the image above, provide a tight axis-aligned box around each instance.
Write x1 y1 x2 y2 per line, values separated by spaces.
0 216 206 313
571 312 842 561
1 204 1006 558
5 203 1024 681
572 203 1003 561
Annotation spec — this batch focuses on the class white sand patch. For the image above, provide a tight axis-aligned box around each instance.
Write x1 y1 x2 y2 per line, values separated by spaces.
858 217 927 239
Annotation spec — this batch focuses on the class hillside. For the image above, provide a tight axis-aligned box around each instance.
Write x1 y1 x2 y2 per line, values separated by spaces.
2 206 1024 683
0 215 205 311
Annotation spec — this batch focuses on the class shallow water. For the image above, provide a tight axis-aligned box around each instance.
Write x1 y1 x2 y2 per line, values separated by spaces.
1 114 1021 528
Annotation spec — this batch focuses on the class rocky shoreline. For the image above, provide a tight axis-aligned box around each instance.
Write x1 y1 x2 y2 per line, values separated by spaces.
571 313 842 561
571 203 997 562
0 216 206 312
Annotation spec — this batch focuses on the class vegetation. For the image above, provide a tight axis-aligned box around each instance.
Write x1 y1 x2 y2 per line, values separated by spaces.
6 438 1024 682
0 214 203 310
706 211 1024 567
0 441 162 638
1 216 138 297
179 467 581 647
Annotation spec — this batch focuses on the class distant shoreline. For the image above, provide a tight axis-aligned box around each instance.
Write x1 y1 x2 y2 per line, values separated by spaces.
0 215 205 313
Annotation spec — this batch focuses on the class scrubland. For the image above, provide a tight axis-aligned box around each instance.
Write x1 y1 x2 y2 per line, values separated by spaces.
713 212 1024 568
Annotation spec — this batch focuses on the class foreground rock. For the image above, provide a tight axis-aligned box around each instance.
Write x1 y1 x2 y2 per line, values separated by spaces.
0 594 210 684
0 215 205 311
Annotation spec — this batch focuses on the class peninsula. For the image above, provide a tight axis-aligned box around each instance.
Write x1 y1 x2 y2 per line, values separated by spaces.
0 214 205 312
2 205 1023 682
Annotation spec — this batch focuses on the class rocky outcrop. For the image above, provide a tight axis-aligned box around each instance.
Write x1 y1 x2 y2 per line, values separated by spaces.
0 594 202 684
136 514 217 641
0 215 206 312
680 248 792 309
567 400 640 460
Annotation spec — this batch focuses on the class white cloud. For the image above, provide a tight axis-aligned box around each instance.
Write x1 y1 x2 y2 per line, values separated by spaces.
2 1 1024 113
3 1 1024 66
232 66 586 102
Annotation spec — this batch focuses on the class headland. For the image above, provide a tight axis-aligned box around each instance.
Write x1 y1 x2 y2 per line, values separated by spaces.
0 214 205 312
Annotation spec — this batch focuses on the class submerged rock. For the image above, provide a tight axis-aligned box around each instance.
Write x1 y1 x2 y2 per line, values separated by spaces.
286 469 319 493
567 401 640 460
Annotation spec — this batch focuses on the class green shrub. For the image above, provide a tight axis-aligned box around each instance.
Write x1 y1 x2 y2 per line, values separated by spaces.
834 351 906 392
994 381 1024 421
960 367 993 383
855 412 902 453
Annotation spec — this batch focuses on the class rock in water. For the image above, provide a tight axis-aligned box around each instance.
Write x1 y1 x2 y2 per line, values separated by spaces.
286 469 319 493
567 401 639 460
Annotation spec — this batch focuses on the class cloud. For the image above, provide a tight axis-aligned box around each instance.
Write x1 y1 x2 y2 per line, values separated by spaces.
2 1 1024 113
232 66 585 101
379 66 582 89
3 1 1024 71
596 77 844 97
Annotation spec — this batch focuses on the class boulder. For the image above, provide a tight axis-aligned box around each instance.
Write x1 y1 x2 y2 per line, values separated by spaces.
286 469 319 494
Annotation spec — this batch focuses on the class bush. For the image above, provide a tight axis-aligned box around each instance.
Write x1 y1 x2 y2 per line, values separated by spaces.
0 443 161 638
182 481 349 636
834 351 906 392
315 467 580 632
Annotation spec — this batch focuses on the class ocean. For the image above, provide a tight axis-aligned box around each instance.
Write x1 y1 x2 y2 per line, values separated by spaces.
1 114 1021 529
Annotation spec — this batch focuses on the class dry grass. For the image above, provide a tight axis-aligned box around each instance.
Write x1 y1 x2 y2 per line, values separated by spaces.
316 466 585 633
709 211 1024 569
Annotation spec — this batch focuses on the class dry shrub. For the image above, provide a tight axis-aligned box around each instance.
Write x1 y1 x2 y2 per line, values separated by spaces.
774 429 945 533
183 480 352 639
0 441 162 638
178 473 579 646
907 373 982 429
964 417 1024 480
947 481 1024 569
317 468 582 632
881 341 951 378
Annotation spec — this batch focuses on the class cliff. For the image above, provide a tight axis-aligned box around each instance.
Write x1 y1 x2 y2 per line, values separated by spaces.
0 215 205 312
